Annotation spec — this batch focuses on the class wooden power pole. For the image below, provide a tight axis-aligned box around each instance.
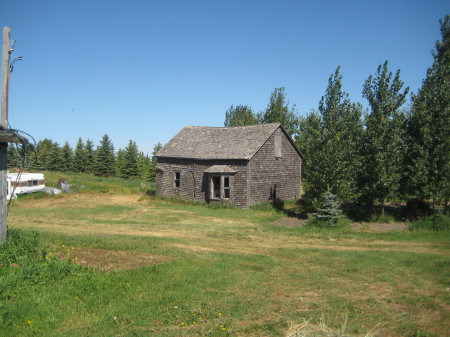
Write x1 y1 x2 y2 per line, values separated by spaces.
0 27 11 243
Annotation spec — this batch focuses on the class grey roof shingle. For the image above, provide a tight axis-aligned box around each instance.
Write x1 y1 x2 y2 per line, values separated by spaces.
156 123 282 160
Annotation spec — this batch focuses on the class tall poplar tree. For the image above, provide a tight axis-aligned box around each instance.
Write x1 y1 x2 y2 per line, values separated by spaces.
361 61 409 206
297 67 363 202
406 15 450 209
149 142 162 182
224 105 257 127
260 87 300 137
296 110 323 199
137 152 152 182
317 67 364 201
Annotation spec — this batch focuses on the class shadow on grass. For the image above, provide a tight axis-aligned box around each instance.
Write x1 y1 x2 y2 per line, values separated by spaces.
341 199 435 223
270 197 439 224
270 198 316 220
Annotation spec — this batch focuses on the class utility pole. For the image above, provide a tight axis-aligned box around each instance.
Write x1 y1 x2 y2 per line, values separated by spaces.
0 27 11 243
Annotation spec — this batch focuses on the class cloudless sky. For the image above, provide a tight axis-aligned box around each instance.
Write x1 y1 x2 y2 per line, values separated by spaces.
1 0 449 154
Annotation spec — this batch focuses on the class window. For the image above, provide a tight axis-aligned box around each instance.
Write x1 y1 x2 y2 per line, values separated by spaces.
27 180 38 187
174 172 181 188
212 176 221 198
223 177 230 199
210 175 231 200
274 134 282 158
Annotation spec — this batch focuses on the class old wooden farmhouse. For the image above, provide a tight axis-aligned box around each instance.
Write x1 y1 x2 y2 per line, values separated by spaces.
156 123 304 208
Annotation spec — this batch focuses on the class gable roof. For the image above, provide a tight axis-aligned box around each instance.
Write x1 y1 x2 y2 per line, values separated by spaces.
157 123 303 160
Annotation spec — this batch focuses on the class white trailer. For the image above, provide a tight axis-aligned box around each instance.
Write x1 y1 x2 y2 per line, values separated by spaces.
7 172 45 200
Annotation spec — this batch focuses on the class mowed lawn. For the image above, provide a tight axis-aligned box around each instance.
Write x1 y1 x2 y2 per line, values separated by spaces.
3 179 450 336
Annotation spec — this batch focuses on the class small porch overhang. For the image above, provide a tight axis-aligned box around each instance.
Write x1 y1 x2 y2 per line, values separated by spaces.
204 165 237 174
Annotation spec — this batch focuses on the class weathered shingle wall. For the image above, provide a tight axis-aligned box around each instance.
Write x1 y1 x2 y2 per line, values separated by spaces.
248 128 301 206
156 158 249 208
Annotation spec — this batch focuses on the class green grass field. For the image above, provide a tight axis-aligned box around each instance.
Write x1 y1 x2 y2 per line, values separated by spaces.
1 172 449 336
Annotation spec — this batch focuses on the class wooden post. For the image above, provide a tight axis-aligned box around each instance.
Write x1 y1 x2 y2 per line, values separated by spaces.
0 27 11 243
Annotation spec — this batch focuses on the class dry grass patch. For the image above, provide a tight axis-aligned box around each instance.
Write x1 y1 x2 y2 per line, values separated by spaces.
286 316 378 337
53 246 171 272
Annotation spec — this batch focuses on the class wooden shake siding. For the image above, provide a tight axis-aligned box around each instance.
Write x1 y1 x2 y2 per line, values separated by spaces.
248 128 301 206
156 158 248 208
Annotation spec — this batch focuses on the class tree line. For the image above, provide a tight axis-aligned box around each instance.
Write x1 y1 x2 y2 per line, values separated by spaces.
7 134 163 182
224 16 449 210
7 16 448 210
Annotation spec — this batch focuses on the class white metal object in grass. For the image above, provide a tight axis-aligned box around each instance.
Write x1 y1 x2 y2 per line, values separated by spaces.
7 172 45 200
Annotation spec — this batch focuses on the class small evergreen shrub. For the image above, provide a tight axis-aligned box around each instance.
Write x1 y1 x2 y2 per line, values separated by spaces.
308 192 349 228
409 214 450 231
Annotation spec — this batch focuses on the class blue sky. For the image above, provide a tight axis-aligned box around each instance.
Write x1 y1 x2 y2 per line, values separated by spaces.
1 0 449 154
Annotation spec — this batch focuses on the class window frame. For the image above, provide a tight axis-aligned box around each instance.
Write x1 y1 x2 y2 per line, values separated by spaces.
27 180 39 187
174 171 181 188
210 175 231 200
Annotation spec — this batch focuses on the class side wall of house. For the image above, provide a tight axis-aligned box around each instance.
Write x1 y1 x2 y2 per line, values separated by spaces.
248 127 301 206
156 158 249 208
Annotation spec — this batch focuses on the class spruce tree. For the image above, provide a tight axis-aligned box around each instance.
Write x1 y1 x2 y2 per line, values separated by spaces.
85 139 95 174
11 143 36 170
60 142 74 172
7 144 22 169
94 134 116 176
116 140 140 179
73 138 86 172
115 149 127 178
33 139 55 171
46 142 63 171
313 191 344 227
123 140 139 178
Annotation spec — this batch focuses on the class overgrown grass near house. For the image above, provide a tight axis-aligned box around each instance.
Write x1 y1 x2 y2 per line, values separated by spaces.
2 173 449 336
42 171 153 194
409 214 450 231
